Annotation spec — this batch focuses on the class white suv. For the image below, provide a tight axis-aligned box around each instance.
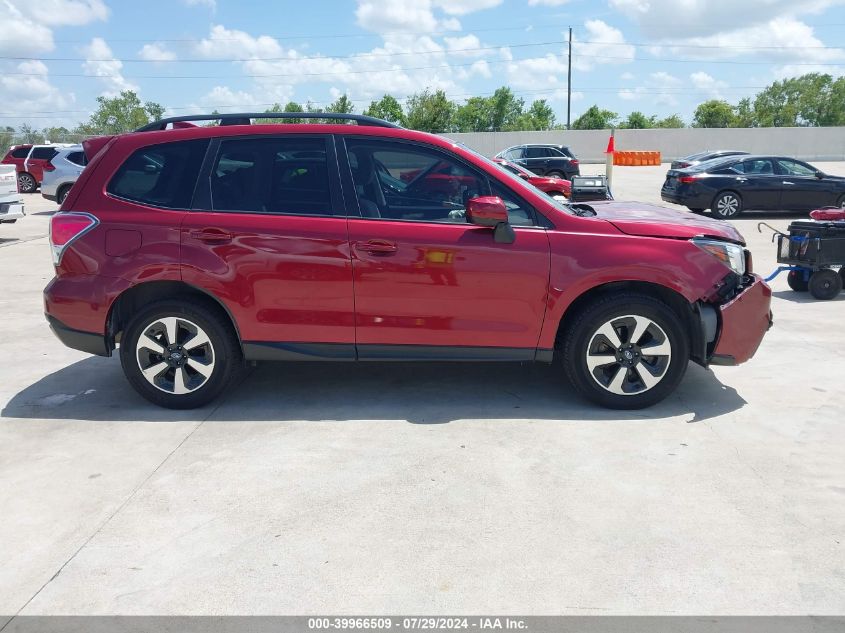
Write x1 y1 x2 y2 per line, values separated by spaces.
0 164 24 224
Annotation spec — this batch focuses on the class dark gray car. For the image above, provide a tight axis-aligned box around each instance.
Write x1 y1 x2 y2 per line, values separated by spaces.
495 144 580 180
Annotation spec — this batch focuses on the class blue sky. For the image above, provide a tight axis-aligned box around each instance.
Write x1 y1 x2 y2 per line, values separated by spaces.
2 0 844 128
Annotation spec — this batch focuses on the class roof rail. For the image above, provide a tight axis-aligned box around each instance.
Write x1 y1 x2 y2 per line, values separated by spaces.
135 112 401 132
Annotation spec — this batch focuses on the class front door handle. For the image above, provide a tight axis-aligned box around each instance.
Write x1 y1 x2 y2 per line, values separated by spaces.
189 228 232 244
355 240 398 255
783 181 795 186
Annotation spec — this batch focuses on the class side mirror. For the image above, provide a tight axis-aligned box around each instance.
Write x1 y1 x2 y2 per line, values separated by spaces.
466 196 514 244
466 196 508 227
815 170 825 179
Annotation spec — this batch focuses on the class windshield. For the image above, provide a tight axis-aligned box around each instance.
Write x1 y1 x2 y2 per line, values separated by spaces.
456 143 578 215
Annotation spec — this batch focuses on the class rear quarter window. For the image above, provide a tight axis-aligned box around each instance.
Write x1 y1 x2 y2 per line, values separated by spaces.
66 151 87 166
11 147 31 159
107 139 209 209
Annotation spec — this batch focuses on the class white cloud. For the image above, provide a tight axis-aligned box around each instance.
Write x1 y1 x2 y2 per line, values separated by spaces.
13 0 108 27
0 60 75 124
690 71 728 99
82 37 138 95
527 0 570 5
184 0 215 7
0 0 107 55
356 0 443 33
432 0 501 14
620 71 636 81
138 43 177 62
572 20 635 71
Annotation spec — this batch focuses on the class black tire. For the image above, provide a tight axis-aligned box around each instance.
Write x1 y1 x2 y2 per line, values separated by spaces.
547 170 566 179
119 300 242 409
787 270 809 292
839 267 845 286
688 208 705 214
712 191 742 219
561 293 690 409
57 184 71 205
808 269 843 300
837 194 845 209
18 172 36 193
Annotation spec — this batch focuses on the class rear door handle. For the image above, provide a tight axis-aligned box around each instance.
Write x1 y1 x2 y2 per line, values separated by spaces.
189 228 232 244
355 240 397 255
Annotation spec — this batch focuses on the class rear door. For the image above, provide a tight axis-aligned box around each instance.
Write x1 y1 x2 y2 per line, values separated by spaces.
181 134 356 359
24 146 58 183
521 146 551 175
340 136 551 358
728 158 781 210
775 159 835 210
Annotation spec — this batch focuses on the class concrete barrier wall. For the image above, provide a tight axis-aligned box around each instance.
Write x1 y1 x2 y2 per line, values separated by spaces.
441 127 845 163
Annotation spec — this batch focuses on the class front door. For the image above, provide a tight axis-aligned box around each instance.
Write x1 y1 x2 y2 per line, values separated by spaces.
181 134 356 360
730 158 782 210
340 137 551 360
775 158 835 210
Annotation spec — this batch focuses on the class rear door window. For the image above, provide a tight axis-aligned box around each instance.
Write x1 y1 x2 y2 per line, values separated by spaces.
107 139 209 209
525 147 550 158
210 136 334 215
731 159 775 175
30 147 57 160
66 151 87 166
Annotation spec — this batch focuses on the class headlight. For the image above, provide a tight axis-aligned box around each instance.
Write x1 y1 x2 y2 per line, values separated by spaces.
693 238 746 276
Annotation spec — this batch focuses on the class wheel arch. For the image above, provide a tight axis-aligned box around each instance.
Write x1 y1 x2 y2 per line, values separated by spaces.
554 280 703 362
106 281 242 352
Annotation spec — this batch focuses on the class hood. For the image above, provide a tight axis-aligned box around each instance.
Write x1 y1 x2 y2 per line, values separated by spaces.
590 201 745 244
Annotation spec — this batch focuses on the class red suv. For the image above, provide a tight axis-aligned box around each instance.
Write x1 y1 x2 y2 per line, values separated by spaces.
44 113 772 410
1 144 61 193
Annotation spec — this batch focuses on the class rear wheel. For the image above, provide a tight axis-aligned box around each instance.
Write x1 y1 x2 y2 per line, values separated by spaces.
119 300 242 409
787 270 809 292
57 185 71 205
712 191 742 219
18 172 36 193
808 269 842 300
547 170 565 179
562 293 689 409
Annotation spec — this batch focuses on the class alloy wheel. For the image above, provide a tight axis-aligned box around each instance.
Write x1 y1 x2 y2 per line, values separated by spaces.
135 316 215 394
585 315 672 396
18 173 35 193
715 194 740 217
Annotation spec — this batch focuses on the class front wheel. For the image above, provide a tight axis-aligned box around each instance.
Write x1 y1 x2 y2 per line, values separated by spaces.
119 301 242 409
712 192 742 219
787 270 809 292
18 172 36 193
561 293 689 409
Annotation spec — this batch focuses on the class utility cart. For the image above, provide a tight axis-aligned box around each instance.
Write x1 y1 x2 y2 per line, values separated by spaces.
762 209 845 300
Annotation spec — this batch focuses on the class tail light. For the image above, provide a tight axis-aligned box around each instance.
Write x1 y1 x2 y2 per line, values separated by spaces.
49 212 99 266
678 175 698 184
43 159 56 172
571 159 580 166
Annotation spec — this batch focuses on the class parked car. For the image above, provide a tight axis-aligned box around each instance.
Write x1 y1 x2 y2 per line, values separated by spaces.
0 164 25 224
670 150 748 171
662 155 845 218
44 112 772 411
495 144 580 180
1 144 32 192
1 143 74 193
493 158 570 200
41 145 88 205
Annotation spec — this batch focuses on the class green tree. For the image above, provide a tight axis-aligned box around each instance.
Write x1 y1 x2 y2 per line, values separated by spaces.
654 114 685 128
732 98 754 128
620 111 655 129
76 90 165 135
488 87 524 131
42 126 72 142
692 100 736 128
453 96 493 132
572 105 618 130
752 73 845 127
363 94 405 125
0 126 15 150
282 101 304 123
405 88 454 133
18 123 43 144
326 94 355 114
513 99 556 131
